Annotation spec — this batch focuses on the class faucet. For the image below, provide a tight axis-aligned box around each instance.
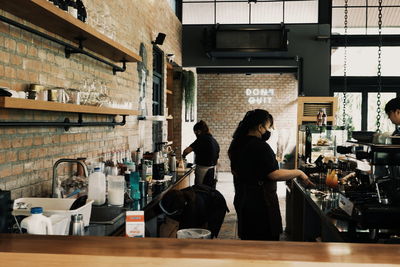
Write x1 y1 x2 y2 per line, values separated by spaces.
52 158 89 198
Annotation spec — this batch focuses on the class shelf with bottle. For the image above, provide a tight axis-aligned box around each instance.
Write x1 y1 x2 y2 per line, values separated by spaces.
0 96 139 116
1 0 141 63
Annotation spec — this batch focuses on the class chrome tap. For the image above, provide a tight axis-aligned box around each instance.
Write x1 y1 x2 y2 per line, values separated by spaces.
52 158 89 198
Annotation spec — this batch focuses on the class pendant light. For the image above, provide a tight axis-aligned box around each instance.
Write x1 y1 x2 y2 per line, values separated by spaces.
376 0 383 132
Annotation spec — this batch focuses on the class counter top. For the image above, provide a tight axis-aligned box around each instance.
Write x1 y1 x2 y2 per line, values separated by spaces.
293 180 353 234
85 168 194 236
1 234 400 266
292 180 400 242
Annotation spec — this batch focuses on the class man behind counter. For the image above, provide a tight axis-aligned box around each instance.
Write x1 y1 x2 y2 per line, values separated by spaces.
385 97 400 140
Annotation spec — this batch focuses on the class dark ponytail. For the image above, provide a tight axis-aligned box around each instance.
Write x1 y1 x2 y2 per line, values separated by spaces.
232 109 273 139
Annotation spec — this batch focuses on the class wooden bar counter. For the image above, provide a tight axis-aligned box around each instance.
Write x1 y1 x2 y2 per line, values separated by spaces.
1 234 400 266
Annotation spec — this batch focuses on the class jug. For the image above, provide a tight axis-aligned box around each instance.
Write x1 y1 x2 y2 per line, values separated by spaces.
20 207 53 235
169 152 176 172
88 167 106 205
108 175 125 206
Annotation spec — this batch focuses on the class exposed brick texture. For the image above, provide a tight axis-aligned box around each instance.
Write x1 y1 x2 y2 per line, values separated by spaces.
197 73 298 172
0 1 182 199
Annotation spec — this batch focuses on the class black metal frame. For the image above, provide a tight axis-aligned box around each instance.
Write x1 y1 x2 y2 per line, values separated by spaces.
331 35 400 47
152 46 164 116
0 114 127 131
0 15 126 75
195 55 304 95
330 77 400 131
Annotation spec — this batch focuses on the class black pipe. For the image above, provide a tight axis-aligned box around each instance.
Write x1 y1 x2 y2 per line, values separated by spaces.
0 15 125 74
0 121 125 127
0 115 126 131
296 56 304 96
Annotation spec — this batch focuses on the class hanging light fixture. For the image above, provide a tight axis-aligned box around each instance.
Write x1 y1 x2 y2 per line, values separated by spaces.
376 0 383 132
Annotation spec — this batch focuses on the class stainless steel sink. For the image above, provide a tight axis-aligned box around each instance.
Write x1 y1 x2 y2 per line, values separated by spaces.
90 206 125 224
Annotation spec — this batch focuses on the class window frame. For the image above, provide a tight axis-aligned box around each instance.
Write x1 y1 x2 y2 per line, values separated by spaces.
182 0 319 25
330 78 400 130
152 46 164 116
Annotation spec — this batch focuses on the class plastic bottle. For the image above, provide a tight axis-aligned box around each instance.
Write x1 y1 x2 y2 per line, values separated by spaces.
21 207 53 235
67 0 78 18
316 109 324 126
130 172 141 200
321 108 327 126
88 167 106 205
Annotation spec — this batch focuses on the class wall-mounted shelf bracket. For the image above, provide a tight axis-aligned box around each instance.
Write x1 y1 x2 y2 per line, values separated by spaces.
64 37 86 58
113 61 127 75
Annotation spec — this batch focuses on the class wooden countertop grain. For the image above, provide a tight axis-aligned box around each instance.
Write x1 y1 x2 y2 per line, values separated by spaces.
1 234 400 266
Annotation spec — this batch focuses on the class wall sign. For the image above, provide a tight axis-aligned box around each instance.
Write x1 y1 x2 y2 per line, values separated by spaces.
245 88 275 104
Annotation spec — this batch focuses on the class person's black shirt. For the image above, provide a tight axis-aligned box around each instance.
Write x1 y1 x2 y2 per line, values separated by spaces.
229 135 279 188
228 135 281 240
190 133 220 166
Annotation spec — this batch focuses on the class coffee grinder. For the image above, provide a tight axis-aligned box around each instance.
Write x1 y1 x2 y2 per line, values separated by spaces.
153 143 165 180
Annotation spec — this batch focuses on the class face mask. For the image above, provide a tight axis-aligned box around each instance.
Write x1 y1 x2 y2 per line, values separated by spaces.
261 131 271 141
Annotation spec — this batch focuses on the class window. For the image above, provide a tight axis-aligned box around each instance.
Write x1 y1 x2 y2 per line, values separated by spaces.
332 0 400 35
333 91 399 132
152 47 164 149
334 92 362 131
152 47 164 116
367 92 397 132
182 0 318 25
331 47 400 76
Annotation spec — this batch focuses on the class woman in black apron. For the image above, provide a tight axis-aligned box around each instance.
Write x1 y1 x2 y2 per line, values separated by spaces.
182 120 220 188
228 109 313 241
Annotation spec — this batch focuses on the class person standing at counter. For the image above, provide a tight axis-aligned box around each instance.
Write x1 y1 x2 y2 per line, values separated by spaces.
228 109 313 241
385 97 400 138
385 97 400 179
182 120 220 188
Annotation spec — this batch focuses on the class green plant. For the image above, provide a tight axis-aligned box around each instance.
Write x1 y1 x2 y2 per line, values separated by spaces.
182 70 195 107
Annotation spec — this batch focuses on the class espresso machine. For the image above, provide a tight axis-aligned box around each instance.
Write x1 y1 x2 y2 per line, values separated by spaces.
333 141 400 241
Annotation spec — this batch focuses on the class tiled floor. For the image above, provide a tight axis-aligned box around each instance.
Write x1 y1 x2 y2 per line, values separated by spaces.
216 172 287 240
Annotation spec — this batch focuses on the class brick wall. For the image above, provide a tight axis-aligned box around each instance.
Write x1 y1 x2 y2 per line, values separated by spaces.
197 73 298 171
0 1 182 199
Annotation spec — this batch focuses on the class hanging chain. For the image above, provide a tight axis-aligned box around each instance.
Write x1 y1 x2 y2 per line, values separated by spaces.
376 0 383 132
342 0 349 126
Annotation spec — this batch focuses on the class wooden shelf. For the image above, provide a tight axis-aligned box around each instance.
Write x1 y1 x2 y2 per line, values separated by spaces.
299 116 335 122
1 0 141 63
0 97 139 116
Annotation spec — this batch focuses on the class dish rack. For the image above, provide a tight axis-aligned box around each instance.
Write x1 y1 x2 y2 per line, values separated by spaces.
12 198 93 231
